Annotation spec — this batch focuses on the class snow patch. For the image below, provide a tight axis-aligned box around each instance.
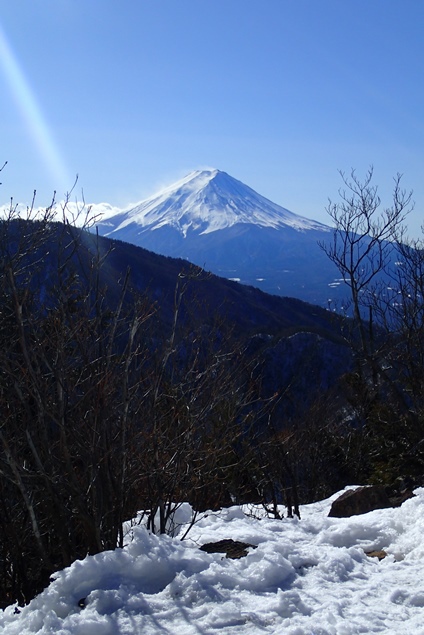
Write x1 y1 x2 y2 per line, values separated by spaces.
3 490 424 634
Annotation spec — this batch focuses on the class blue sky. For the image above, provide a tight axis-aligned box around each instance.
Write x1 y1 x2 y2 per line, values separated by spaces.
0 0 423 234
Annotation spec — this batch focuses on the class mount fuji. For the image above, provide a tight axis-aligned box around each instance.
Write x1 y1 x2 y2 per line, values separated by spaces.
95 169 342 306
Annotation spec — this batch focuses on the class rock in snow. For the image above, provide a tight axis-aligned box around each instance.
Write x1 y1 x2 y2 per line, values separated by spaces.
328 485 393 517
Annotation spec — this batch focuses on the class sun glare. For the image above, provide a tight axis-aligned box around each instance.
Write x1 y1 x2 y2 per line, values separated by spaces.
0 23 71 194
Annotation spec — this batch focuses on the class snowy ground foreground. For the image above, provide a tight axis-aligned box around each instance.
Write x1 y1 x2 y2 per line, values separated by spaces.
2 488 424 635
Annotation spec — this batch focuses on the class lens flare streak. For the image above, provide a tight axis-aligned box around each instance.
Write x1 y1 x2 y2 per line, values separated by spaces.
0 23 70 192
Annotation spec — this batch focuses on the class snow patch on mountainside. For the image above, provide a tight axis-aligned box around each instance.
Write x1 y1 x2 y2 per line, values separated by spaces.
102 169 330 238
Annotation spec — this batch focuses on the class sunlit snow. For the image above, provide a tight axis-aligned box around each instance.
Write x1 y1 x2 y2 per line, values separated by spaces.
2 487 424 634
102 169 330 238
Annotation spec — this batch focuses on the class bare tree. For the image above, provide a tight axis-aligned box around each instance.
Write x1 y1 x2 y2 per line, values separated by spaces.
0 199 159 603
320 167 412 357
136 268 266 535
319 169 424 483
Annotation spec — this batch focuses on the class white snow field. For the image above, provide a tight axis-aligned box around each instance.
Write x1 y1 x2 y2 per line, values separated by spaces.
2 487 424 635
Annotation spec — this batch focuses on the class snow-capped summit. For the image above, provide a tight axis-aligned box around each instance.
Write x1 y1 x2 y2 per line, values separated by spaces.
99 169 329 238
94 169 340 306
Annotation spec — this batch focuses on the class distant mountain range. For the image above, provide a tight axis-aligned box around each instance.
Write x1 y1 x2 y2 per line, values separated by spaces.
95 169 344 307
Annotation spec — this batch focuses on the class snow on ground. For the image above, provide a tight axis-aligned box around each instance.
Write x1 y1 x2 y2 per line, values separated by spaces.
2 487 424 635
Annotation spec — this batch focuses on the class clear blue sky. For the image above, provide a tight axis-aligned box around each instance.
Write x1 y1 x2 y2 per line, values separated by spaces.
0 0 423 235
